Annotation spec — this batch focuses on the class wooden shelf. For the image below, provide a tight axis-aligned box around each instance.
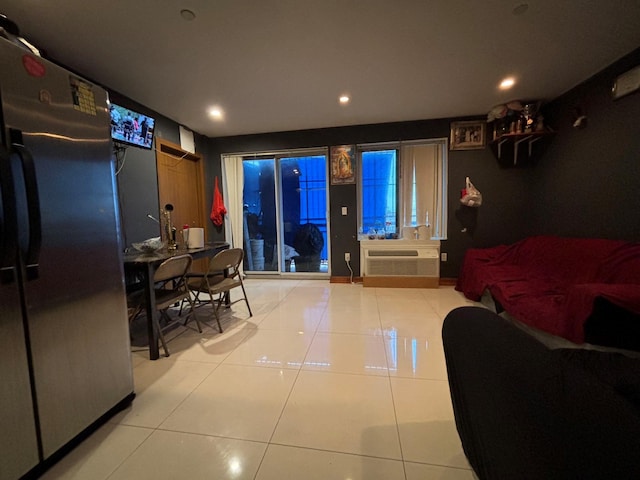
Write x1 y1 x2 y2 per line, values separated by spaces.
490 131 555 167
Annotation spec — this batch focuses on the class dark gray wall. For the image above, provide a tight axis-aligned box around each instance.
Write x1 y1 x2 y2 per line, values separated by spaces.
530 47 640 241
209 118 533 277
209 48 640 278
114 47 640 277
445 147 536 276
111 92 213 248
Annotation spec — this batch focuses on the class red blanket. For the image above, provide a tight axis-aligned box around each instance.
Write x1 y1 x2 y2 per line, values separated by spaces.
456 236 640 344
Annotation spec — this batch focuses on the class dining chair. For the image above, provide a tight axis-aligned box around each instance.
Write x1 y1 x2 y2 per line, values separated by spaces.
186 248 252 332
128 253 199 357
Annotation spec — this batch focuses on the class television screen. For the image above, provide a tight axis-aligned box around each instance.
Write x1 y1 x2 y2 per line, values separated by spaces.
109 102 155 150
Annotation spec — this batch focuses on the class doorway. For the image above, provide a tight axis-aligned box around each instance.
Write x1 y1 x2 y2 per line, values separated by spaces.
241 152 329 276
156 138 208 272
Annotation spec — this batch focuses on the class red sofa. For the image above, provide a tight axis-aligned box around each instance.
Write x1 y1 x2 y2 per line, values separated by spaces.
456 236 640 348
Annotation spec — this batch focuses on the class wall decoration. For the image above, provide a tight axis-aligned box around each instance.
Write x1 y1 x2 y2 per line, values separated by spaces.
450 120 486 150
330 145 356 184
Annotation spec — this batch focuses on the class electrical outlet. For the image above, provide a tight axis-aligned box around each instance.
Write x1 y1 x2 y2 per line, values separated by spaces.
344 252 351 262
441 252 448 262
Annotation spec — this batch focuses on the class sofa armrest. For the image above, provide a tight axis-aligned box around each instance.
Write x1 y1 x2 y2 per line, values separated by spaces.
443 306 640 479
455 245 508 300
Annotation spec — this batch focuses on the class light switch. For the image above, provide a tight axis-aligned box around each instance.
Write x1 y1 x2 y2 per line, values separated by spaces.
341 206 348 216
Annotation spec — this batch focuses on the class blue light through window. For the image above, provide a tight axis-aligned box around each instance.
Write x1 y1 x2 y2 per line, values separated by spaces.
361 150 397 235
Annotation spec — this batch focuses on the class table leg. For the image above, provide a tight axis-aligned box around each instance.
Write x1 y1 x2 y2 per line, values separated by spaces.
142 263 159 360
224 268 231 306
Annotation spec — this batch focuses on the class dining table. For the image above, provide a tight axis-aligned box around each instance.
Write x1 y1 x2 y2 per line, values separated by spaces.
123 241 229 360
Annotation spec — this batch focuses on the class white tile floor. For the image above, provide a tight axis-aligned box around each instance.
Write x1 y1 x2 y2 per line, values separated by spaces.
42 279 480 480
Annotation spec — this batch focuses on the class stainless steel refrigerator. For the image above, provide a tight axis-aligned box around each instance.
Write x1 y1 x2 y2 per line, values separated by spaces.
0 37 134 479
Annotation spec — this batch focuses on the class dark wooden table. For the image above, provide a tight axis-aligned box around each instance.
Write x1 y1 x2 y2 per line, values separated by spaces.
123 242 229 360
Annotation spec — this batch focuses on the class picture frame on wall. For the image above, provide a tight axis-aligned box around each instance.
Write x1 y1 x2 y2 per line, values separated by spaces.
330 145 356 184
450 120 486 150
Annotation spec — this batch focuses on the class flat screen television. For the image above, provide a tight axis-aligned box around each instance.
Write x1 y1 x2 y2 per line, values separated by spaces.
109 102 155 150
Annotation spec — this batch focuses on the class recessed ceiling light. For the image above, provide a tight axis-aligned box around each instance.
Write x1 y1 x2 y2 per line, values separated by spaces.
208 107 223 119
339 95 350 104
180 9 196 21
499 77 516 90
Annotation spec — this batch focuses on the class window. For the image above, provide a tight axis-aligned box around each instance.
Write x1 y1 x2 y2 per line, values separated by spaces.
360 149 398 237
358 139 447 239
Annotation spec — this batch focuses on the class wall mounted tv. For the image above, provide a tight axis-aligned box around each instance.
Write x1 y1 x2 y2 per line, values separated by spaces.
109 102 155 150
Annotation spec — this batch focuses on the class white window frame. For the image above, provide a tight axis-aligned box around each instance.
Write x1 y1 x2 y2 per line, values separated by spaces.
357 138 448 240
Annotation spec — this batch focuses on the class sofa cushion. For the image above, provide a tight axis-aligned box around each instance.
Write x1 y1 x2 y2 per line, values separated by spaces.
491 283 568 336
495 236 624 285
596 242 640 284
455 244 508 300
456 236 640 348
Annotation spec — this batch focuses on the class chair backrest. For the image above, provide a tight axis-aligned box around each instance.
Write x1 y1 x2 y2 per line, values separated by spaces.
207 248 244 276
154 254 193 283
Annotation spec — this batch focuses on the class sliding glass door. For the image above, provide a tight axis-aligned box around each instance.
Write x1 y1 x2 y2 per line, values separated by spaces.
243 159 277 272
279 155 328 273
242 151 329 275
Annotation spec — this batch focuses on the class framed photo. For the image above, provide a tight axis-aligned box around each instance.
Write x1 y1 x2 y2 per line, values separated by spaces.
450 120 486 150
330 145 356 184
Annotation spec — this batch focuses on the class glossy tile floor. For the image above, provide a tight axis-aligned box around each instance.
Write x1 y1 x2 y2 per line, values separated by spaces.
42 279 480 480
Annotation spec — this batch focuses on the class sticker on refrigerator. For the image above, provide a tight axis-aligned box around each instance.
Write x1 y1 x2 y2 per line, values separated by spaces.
22 54 46 77
70 76 97 116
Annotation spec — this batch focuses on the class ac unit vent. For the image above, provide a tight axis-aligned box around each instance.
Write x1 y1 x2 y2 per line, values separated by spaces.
368 249 418 257
366 257 438 277
362 242 440 279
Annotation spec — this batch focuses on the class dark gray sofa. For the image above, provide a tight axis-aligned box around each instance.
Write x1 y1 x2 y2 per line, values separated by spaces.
442 306 640 479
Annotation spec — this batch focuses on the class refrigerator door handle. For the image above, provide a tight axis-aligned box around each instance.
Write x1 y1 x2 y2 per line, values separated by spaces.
0 145 19 284
12 144 42 281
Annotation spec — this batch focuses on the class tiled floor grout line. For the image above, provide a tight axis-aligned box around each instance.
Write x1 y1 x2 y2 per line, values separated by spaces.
375 289 409 480
265 441 407 463
249 283 332 480
121 301 264 475
101 282 476 479
254 283 414 476
104 351 224 480
103 424 154 480
132 298 282 480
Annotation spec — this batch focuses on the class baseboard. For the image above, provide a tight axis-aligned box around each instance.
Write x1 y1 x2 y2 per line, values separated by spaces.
363 276 440 288
330 276 457 287
330 276 363 284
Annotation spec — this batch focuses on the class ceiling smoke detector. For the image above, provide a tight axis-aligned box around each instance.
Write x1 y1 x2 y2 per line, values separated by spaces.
180 9 196 21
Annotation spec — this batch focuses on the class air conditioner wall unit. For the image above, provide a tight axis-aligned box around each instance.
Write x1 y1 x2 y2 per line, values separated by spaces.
360 241 440 287
365 249 439 277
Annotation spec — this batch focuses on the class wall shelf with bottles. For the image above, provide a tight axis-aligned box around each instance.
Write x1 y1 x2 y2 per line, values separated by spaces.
487 100 554 167
490 130 555 167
